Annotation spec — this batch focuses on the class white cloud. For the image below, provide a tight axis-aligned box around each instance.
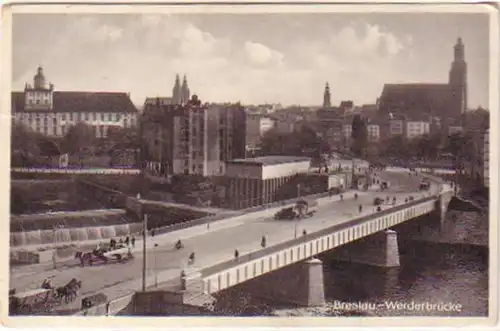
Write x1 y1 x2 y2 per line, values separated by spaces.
244 41 284 66
13 16 414 107
332 23 407 57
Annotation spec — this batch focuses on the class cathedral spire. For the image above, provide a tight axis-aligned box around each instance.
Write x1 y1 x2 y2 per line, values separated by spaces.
323 82 331 107
172 74 181 105
181 75 190 104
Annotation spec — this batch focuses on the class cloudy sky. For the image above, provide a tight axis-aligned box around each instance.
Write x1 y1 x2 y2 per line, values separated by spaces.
12 12 490 108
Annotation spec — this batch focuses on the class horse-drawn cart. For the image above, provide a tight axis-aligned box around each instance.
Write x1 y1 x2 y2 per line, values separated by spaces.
9 288 55 315
76 247 134 267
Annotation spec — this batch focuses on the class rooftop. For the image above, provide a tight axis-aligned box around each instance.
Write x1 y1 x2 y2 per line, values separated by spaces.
228 155 311 166
12 91 138 114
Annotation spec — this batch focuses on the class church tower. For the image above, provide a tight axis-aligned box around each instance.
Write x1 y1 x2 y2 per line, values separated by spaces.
172 74 182 105
181 75 190 104
448 37 467 119
24 66 54 110
323 82 331 107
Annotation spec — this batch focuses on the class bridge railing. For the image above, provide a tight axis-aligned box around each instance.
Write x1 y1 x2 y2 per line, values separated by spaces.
200 194 438 278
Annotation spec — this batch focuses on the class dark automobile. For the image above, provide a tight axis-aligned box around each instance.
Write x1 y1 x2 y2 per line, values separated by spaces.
419 181 430 190
373 197 384 206
274 207 297 220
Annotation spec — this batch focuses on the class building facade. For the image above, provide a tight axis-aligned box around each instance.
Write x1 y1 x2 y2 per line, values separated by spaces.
224 156 311 209
12 67 138 138
141 96 246 177
378 38 467 121
366 123 381 142
405 120 430 139
245 114 277 153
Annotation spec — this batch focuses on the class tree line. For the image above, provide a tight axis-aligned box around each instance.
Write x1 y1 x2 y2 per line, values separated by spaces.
257 114 483 168
11 121 139 167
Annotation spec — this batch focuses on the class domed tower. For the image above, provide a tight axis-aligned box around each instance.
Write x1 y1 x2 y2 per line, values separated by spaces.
323 82 331 107
24 66 54 110
34 66 46 90
448 37 467 120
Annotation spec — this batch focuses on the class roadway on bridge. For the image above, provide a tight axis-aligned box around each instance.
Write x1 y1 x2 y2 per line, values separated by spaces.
10 171 434 313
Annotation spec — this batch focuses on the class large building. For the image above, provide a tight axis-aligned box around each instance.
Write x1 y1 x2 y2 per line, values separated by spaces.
141 96 246 177
12 67 138 138
378 38 467 121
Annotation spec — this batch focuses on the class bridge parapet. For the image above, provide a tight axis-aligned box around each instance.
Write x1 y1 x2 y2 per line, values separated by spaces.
200 196 439 294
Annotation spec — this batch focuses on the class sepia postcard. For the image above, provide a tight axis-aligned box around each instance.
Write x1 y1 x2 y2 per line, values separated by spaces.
1 2 498 329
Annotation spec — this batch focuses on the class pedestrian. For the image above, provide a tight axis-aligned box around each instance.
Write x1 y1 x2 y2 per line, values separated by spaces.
302 229 307 236
358 204 362 213
131 236 136 248
234 249 239 259
151 228 155 237
340 194 343 201
261 236 266 248
125 236 130 247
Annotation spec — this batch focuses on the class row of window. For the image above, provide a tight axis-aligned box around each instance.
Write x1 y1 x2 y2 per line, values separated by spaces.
17 111 136 124
30 123 121 138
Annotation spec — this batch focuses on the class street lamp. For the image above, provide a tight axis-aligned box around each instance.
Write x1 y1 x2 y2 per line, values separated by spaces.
142 213 148 292
52 226 57 270
295 184 301 239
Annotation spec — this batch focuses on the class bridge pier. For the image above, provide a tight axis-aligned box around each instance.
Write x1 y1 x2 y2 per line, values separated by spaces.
132 268 215 316
431 192 453 232
224 257 326 307
327 229 400 268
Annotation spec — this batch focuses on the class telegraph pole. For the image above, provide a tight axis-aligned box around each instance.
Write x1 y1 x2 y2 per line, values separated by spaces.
142 213 148 292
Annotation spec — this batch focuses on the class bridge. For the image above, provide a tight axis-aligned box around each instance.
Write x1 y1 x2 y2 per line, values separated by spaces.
10 170 454 316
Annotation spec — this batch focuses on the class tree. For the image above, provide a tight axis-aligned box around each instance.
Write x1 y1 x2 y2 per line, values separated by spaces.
444 132 475 176
61 122 95 154
107 126 139 148
61 122 96 167
351 115 368 158
11 122 41 167
258 124 331 159
412 134 441 161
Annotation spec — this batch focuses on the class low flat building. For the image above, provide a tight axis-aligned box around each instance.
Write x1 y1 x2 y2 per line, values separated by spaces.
224 155 311 209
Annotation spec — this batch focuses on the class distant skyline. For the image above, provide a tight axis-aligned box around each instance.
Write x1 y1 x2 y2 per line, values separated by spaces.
12 12 490 108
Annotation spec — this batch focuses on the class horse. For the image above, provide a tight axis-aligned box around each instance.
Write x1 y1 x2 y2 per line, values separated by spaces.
75 251 108 266
55 278 82 303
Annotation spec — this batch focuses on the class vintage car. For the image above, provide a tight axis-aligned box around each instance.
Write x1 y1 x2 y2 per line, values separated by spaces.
274 207 297 220
419 181 431 190
373 197 384 206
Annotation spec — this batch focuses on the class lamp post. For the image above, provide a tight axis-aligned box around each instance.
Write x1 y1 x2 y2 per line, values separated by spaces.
52 226 57 270
351 157 356 188
142 213 148 292
295 184 301 239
